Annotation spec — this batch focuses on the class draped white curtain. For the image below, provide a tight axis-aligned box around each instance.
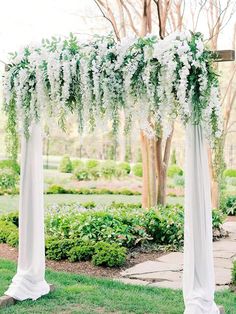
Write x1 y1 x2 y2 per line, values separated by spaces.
183 123 219 314
5 123 50 301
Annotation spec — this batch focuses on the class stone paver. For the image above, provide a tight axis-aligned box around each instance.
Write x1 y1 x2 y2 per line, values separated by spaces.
118 221 236 293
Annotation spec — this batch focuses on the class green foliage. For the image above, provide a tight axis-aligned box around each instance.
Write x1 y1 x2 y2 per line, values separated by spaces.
59 155 73 173
132 163 143 177
0 211 19 227
0 220 18 246
212 208 226 229
86 160 100 169
0 168 18 191
232 261 236 286
226 177 236 186
71 159 84 170
92 242 127 267
0 160 20 174
170 149 177 165
68 241 95 262
47 184 68 194
223 169 236 178
167 165 183 178
73 166 90 181
45 238 76 260
221 195 236 216
100 161 117 179
118 162 131 175
173 175 185 187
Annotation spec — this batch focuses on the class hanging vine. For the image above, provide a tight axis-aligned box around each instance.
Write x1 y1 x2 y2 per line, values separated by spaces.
2 31 222 158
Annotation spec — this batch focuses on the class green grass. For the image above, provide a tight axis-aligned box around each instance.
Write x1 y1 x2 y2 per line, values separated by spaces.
0 194 183 213
0 259 235 314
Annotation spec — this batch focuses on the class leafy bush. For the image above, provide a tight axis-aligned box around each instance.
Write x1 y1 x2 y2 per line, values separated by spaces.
0 220 18 246
92 242 127 267
100 161 116 179
6 231 19 247
226 177 236 186
45 238 76 260
86 160 100 169
118 162 131 175
223 169 236 178
232 261 236 286
47 184 67 194
212 208 226 229
173 175 185 187
132 163 143 177
72 159 84 170
221 195 236 216
0 211 19 227
0 168 18 191
167 165 183 178
59 155 73 173
73 166 90 181
0 160 20 174
68 241 95 262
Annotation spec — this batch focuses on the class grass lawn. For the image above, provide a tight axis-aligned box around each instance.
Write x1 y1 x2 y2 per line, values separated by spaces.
0 194 184 213
0 259 235 314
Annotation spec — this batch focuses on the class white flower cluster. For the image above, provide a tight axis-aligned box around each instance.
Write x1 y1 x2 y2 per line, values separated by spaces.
2 32 222 141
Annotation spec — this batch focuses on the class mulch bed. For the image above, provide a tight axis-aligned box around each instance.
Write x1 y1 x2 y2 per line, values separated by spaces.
0 243 164 278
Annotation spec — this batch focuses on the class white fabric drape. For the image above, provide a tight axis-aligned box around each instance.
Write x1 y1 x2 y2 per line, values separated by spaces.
183 124 219 314
5 123 50 301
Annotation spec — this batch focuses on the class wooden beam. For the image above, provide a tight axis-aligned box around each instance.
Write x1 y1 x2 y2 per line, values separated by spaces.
215 50 235 62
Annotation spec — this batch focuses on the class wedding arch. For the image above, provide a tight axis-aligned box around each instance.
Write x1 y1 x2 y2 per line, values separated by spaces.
1 31 231 313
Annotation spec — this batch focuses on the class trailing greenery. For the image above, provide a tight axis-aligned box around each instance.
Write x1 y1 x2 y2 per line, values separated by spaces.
3 32 221 160
0 159 20 174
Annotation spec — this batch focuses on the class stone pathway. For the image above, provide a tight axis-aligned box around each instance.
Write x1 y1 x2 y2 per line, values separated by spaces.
118 221 236 291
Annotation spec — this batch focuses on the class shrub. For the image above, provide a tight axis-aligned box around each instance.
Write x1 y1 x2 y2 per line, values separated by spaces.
100 161 116 179
86 160 100 169
167 165 183 178
232 261 236 286
118 162 131 175
0 220 18 244
72 159 84 170
223 169 236 178
47 184 67 194
92 242 127 267
0 160 20 174
132 163 143 177
73 166 90 181
45 238 76 260
221 195 236 216
226 177 236 186
68 241 95 262
212 208 226 229
0 168 18 190
81 201 96 209
0 211 19 227
59 155 73 173
173 175 185 186
6 231 19 247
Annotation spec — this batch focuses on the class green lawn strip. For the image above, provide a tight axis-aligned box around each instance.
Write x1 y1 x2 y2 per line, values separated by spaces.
0 259 235 314
0 195 183 213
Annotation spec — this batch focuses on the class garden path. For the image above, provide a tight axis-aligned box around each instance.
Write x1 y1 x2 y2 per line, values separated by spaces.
118 220 236 291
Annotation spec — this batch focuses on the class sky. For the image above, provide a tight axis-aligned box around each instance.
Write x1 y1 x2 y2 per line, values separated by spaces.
0 0 235 64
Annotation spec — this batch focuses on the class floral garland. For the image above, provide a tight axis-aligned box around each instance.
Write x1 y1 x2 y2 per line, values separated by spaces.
2 31 222 158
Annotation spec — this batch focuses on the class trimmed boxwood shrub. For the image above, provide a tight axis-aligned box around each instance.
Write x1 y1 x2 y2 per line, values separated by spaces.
68 241 95 262
167 165 183 178
0 220 18 246
224 169 236 178
132 163 143 177
59 155 73 173
45 238 76 260
92 242 127 267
